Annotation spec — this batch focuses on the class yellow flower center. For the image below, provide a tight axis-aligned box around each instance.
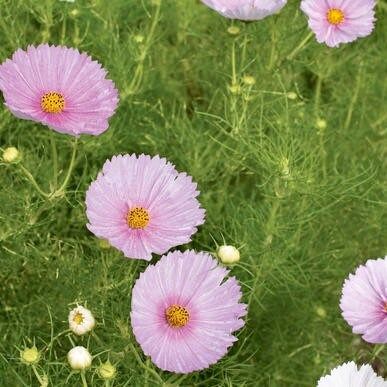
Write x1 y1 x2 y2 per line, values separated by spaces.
327 8 345 25
126 207 150 229
73 312 84 325
41 92 65 113
165 305 190 328
384 302 387 313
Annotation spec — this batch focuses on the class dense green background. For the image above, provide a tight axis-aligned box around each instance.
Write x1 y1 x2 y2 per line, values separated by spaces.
0 0 386 385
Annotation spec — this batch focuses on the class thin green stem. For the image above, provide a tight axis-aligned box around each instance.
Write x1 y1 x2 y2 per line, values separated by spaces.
128 343 163 384
49 131 58 190
344 62 363 130
287 31 313 61
125 0 161 97
55 138 78 195
80 371 88 387
19 165 50 198
314 76 322 116
31 365 43 385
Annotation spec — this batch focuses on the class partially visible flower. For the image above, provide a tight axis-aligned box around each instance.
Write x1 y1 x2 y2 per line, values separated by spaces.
340 256 387 344
2 147 21 163
317 362 386 386
67 346 92 370
201 0 287 21
86 154 205 261
131 250 247 373
301 0 376 48
217 245 240 264
98 361 117 380
0 44 118 136
20 345 40 365
68 305 95 335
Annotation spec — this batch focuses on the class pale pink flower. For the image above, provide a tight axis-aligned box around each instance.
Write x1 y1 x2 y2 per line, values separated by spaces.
301 0 376 47
0 44 118 136
131 250 247 373
86 154 205 260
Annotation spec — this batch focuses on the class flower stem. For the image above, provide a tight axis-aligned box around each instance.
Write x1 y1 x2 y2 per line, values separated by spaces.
53 138 78 197
80 371 88 387
287 31 313 61
124 0 161 97
49 131 58 190
18 164 50 199
31 365 43 385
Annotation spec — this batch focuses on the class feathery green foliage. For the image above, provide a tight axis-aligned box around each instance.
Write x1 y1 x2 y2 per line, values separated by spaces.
0 0 386 385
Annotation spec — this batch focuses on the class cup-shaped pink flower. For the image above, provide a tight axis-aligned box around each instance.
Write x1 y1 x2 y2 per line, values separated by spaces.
130 250 247 373
301 0 376 48
85 154 205 260
340 257 387 344
0 44 118 136
201 0 287 21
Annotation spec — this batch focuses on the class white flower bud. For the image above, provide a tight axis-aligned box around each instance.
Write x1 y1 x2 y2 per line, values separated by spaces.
69 305 95 335
217 245 240 264
3 147 21 163
67 346 92 370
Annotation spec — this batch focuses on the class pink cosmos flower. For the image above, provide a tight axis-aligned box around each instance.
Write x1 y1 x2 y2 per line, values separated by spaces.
301 0 376 48
0 44 118 136
85 154 205 261
131 250 247 373
340 256 387 344
201 0 287 21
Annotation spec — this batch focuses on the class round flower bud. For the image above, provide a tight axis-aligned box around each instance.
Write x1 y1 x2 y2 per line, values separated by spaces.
98 239 111 249
67 346 92 370
316 118 327 130
227 26 240 35
98 361 117 380
68 305 95 335
2 147 21 163
217 245 240 264
20 346 40 365
286 92 297 100
242 75 256 86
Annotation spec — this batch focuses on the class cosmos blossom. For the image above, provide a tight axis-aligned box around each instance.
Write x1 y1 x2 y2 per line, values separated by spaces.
130 250 247 373
301 0 376 48
201 0 287 21
340 256 387 344
317 362 386 386
0 44 118 136
68 305 96 336
85 154 205 260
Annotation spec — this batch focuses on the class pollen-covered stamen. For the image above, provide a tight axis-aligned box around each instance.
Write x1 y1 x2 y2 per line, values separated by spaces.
73 312 84 325
165 305 190 328
41 92 65 113
383 302 387 313
327 8 345 25
126 207 150 229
